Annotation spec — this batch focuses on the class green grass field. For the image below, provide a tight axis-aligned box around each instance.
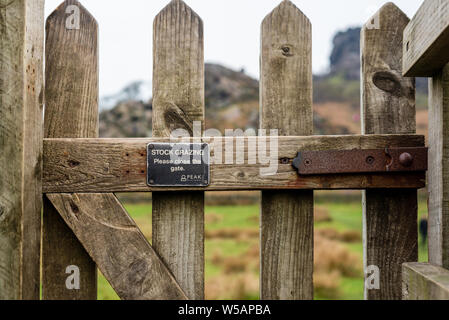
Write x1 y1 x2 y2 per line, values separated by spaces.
97 195 429 300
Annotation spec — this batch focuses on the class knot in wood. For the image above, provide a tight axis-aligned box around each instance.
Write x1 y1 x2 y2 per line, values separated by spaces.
281 45 293 57
69 200 80 215
372 71 401 95
68 159 81 168
163 104 194 136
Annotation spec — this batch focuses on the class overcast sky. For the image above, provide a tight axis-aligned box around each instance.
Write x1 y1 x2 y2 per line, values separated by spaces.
44 0 424 98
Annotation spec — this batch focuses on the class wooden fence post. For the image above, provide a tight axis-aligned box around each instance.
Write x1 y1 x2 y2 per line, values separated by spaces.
361 3 417 300
152 0 205 300
0 0 44 300
42 0 98 299
260 0 314 300
428 63 449 269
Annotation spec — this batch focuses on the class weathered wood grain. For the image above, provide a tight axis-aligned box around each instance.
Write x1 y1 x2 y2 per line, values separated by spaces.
361 3 418 300
260 0 314 300
43 0 98 300
362 4 416 135
152 0 205 300
46 193 187 300
42 136 426 193
0 0 44 300
403 0 449 77
428 64 449 269
403 263 449 300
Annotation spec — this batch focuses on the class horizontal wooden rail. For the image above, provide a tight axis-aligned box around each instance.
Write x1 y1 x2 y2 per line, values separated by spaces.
42 135 426 193
403 263 449 300
403 0 449 76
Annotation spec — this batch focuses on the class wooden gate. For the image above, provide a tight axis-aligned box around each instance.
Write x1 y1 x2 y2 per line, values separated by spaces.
1 0 449 300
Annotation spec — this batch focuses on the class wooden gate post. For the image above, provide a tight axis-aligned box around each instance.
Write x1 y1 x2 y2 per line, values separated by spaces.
42 0 98 299
428 63 449 269
401 0 449 290
361 3 418 300
0 0 44 300
152 0 205 300
260 0 314 300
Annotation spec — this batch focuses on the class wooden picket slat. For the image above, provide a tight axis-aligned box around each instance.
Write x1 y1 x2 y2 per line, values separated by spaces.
46 193 187 300
361 3 418 300
43 0 98 299
260 0 314 300
428 64 449 269
152 0 205 300
403 0 449 77
0 0 44 300
42 135 427 193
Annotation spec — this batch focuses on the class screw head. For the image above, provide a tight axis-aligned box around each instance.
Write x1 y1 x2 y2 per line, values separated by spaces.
366 156 375 165
399 152 413 167
148 144 154 149
304 159 312 166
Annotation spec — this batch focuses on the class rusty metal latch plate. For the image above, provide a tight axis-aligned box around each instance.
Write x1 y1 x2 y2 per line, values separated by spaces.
292 147 428 175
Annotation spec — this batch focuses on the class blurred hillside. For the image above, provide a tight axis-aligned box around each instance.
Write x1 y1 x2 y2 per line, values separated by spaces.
99 27 429 138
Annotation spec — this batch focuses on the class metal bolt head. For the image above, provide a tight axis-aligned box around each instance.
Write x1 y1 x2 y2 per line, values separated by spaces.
304 159 312 166
366 156 375 165
148 144 154 150
399 152 413 167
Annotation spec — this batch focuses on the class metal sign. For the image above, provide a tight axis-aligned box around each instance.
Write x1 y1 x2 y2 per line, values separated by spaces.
147 143 210 187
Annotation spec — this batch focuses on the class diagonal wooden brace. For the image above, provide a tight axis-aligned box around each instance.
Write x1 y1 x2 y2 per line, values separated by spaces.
46 193 187 300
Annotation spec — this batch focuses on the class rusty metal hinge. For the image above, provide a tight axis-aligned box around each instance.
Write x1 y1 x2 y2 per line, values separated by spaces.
292 147 428 175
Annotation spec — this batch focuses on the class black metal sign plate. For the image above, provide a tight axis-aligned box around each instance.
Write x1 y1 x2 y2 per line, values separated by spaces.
147 143 210 187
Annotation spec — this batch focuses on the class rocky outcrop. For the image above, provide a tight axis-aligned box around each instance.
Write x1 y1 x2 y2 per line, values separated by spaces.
100 101 152 138
330 27 361 80
205 63 259 109
99 27 429 139
99 64 260 137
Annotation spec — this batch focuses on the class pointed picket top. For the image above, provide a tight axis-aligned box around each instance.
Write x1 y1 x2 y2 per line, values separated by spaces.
260 0 313 136
154 0 203 29
262 0 311 30
361 0 414 136
153 0 204 138
362 2 409 32
47 0 98 31
45 0 99 139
